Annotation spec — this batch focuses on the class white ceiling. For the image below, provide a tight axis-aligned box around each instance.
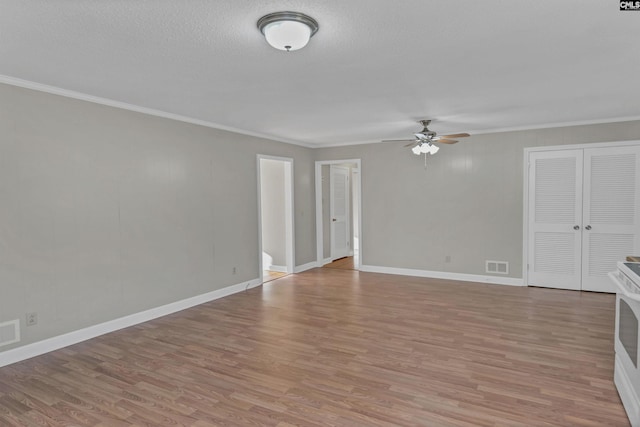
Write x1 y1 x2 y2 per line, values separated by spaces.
1 0 639 147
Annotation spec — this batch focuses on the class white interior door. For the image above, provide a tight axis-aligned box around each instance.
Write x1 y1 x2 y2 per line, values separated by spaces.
528 150 584 290
330 165 350 260
582 146 640 292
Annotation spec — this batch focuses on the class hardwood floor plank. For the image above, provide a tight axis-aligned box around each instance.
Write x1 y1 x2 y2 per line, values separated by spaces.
323 257 355 270
0 268 628 426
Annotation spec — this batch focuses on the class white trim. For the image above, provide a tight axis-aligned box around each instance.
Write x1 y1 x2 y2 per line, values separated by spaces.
0 74 312 148
359 265 524 287
615 355 639 427
322 257 333 266
315 159 362 271
0 278 261 368
522 140 640 287
329 165 351 260
266 265 288 273
468 118 640 137
3 75 639 151
257 155 296 283
317 119 640 148
293 261 318 273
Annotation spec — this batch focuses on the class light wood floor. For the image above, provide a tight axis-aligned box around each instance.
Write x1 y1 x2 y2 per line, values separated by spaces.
323 256 355 270
0 269 627 426
262 270 288 283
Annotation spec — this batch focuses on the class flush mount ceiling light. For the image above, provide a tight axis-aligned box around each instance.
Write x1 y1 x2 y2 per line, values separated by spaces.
257 11 319 52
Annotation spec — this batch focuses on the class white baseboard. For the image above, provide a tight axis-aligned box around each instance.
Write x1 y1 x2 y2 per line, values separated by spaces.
266 265 288 273
0 278 262 368
322 257 333 266
359 265 524 287
615 355 639 427
294 261 318 273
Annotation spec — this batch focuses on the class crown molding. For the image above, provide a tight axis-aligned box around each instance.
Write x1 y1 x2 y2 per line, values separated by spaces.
320 116 640 148
466 116 640 136
0 74 314 148
2 74 639 150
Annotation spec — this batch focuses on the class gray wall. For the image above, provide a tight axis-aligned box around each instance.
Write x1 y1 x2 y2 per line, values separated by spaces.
0 83 316 351
2 79 640 354
260 159 286 268
315 120 640 278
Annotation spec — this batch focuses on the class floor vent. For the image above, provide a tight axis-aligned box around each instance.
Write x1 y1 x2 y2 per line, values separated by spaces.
0 319 20 348
486 260 509 275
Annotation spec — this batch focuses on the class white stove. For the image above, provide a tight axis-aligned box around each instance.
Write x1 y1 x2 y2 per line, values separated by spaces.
610 262 640 426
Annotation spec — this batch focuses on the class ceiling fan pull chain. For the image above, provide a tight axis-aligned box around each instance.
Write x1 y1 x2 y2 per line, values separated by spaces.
424 153 427 168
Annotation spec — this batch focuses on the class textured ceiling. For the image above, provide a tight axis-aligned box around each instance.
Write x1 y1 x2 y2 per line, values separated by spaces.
1 0 639 147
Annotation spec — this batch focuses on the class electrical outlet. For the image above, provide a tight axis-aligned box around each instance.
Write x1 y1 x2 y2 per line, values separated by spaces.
445 255 451 263
26 312 38 327
232 267 237 274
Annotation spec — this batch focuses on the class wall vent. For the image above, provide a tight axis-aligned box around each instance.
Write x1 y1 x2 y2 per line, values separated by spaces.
0 319 20 348
486 260 509 275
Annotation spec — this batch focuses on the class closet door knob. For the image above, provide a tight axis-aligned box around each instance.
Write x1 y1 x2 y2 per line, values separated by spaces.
574 225 580 230
585 225 592 230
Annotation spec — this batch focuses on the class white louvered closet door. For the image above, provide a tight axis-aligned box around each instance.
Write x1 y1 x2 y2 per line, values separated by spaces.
528 150 584 290
581 146 640 292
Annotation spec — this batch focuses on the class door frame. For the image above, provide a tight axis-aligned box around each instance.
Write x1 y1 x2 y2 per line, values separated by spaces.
315 159 362 270
330 165 351 260
522 140 640 287
257 155 295 282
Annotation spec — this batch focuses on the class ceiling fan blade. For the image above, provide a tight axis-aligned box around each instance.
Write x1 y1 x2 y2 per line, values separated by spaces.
437 138 459 144
440 133 470 139
404 141 420 147
381 139 416 143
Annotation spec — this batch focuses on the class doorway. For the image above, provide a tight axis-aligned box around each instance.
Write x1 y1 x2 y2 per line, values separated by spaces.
258 155 295 283
315 159 362 270
330 165 350 260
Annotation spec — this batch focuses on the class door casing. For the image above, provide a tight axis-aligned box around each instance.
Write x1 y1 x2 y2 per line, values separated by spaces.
330 165 351 260
257 155 295 282
315 159 362 270
523 140 640 290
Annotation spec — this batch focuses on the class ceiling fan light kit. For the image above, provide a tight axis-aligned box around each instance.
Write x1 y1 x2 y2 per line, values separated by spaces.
257 11 319 51
412 142 439 156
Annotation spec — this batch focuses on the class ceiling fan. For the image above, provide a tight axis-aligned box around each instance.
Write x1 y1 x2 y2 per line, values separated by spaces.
383 119 470 156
